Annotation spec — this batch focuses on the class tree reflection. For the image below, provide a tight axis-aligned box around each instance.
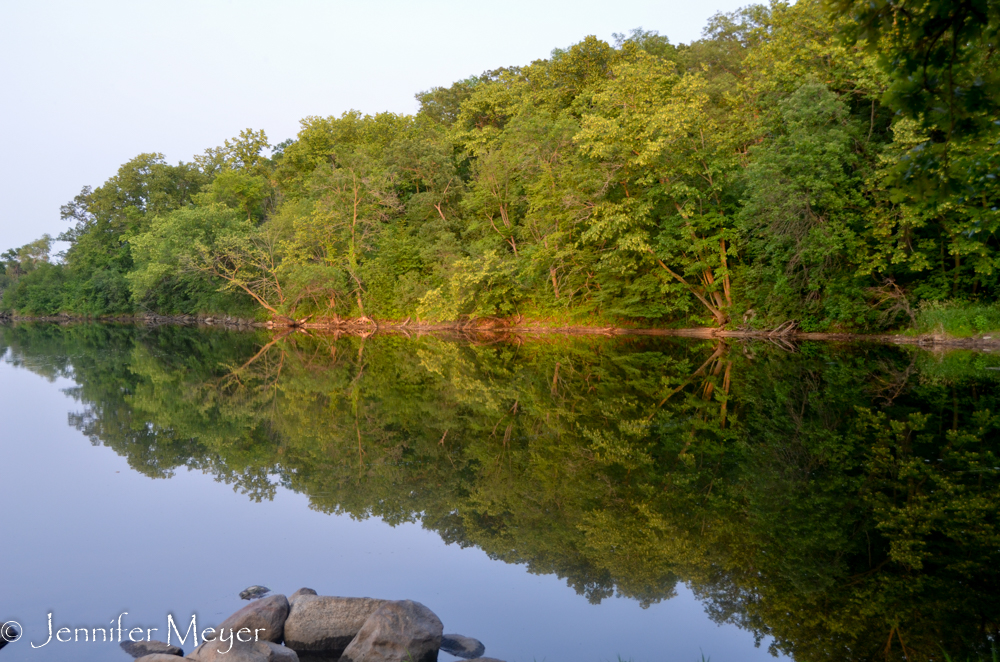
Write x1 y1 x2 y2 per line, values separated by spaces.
2 323 998 661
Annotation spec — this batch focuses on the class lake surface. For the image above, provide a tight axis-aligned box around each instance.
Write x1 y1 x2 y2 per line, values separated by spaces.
0 323 998 662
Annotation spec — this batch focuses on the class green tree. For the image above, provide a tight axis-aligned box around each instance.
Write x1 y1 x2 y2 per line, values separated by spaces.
57 153 208 315
127 205 258 315
577 50 738 325
738 82 870 327
195 129 276 221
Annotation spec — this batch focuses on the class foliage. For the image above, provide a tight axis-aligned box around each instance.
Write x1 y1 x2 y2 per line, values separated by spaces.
828 0 1000 189
913 299 1000 336
126 205 257 315
2 0 997 330
2 323 999 661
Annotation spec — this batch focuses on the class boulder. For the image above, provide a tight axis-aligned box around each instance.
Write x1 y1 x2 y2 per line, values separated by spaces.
135 656 189 662
122 640 184 657
283 596 385 657
122 640 183 658
440 634 485 659
340 600 443 662
187 639 298 662
218 594 289 643
289 587 318 603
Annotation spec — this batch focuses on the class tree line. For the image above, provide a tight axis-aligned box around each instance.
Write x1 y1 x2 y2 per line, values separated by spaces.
2 0 998 331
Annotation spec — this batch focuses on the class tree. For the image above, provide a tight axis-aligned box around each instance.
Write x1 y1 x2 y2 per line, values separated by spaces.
289 153 401 317
57 153 208 315
127 205 257 315
829 0 1000 176
195 129 276 221
576 49 738 325
738 82 869 324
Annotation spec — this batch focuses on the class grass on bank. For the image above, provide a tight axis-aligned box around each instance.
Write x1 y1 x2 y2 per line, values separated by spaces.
942 647 999 662
911 301 1000 338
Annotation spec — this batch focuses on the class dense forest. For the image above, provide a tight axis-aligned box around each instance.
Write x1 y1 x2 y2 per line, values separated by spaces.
2 0 998 332
2 323 998 661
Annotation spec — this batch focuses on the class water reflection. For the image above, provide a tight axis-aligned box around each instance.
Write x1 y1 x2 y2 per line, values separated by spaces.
1 322 998 662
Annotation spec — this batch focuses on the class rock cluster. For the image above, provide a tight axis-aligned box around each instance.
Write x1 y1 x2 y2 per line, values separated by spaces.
120 588 497 662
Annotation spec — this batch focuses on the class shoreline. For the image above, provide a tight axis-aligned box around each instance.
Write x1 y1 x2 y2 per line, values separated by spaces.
2 312 998 350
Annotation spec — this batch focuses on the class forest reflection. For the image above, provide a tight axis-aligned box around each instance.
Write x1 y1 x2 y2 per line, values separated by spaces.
2 322 998 662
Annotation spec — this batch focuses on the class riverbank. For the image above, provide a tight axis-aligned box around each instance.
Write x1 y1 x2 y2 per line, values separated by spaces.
2 311 998 351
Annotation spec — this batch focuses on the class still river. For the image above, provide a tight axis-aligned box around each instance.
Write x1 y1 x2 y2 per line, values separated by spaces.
1 323 998 662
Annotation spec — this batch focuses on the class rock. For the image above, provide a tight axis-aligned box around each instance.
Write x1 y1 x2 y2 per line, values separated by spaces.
0 621 19 650
187 639 298 662
466 659 506 662
240 585 272 600
218 594 289 643
265 642 299 662
289 587 318 603
122 640 184 657
136 656 190 662
283 595 386 657
441 634 485 659
340 600 443 662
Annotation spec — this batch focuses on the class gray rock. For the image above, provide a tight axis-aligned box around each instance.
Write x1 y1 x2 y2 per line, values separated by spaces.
187 639 258 662
441 634 485 659
240 585 272 600
122 640 184 658
122 640 184 657
289 587 318 603
340 600 443 662
187 639 298 662
466 659 505 662
283 596 386 657
218 594 289 643
265 642 299 662
135 656 189 662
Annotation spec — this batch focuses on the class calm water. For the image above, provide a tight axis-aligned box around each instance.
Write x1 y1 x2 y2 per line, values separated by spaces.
0 323 998 662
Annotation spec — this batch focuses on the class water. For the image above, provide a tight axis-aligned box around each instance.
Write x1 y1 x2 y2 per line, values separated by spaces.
0 323 998 662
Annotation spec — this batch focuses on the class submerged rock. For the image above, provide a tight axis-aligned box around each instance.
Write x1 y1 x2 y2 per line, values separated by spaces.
441 634 486 659
219 594 289 643
266 642 300 662
135 655 190 662
188 639 298 662
121 639 184 657
283 595 385 657
340 599 443 662
0 622 19 650
240 585 272 601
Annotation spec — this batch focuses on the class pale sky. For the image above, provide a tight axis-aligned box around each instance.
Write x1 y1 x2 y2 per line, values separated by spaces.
0 0 751 252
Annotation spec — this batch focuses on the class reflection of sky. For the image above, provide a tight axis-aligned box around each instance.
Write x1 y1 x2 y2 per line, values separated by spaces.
0 356 785 662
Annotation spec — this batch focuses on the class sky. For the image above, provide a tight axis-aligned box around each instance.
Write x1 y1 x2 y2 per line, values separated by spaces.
0 0 751 252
